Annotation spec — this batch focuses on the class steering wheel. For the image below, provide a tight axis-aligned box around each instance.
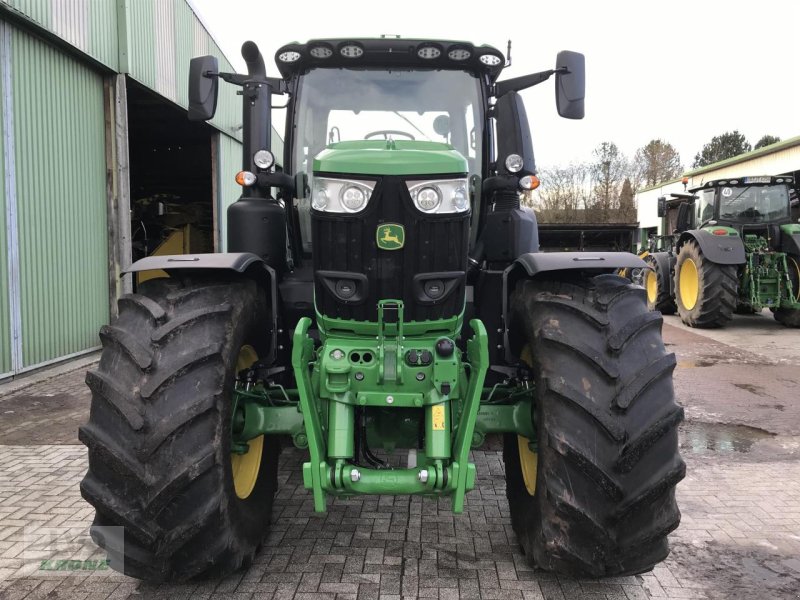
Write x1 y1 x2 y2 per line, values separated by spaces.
365 130 415 141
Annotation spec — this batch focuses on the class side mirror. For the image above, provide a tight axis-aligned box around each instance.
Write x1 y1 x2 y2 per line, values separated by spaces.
188 55 219 121
555 51 585 120
495 91 535 176
657 196 667 218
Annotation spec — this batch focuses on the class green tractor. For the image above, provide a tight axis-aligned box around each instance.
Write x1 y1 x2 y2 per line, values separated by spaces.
646 176 800 328
79 38 683 581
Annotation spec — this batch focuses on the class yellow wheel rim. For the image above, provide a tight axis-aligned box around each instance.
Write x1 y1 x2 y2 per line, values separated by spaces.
518 435 538 496
231 344 263 500
789 257 800 301
645 269 659 305
518 345 538 496
679 258 699 310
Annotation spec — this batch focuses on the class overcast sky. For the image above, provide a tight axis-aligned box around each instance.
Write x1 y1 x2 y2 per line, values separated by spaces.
190 0 799 171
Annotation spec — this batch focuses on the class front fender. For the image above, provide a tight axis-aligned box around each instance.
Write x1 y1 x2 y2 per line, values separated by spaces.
502 251 647 362
677 230 745 265
125 252 269 274
780 224 800 256
507 251 647 279
125 252 278 364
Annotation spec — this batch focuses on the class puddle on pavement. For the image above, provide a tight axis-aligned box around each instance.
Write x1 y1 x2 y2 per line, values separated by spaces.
680 422 775 455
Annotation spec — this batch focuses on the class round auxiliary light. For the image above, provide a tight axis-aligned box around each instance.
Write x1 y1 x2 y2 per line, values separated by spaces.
448 48 471 61
479 53 502 66
235 171 256 187
309 45 333 59
336 279 356 300
452 186 469 211
520 175 541 190
330 349 345 360
415 186 441 212
417 45 441 60
424 279 445 299
341 185 367 211
253 149 274 170
278 51 301 63
312 186 329 210
340 44 363 58
505 154 524 173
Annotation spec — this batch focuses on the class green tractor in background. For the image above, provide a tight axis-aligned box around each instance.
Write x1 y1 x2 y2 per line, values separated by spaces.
645 176 800 328
79 37 683 581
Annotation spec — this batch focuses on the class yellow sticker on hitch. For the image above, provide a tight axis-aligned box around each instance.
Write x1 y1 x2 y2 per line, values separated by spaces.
432 405 445 431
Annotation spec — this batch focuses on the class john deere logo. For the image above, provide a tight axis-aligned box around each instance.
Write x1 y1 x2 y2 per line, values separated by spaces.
377 224 405 250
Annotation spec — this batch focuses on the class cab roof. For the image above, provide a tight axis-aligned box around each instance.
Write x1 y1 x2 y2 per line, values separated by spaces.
274 38 506 81
689 175 794 193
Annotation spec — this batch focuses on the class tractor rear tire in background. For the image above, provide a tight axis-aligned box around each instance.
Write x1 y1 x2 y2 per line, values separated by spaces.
79 275 279 581
504 274 684 577
775 255 800 328
674 240 737 328
643 255 676 315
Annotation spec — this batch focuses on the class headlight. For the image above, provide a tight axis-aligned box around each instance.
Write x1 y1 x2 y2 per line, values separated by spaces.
407 179 470 214
415 186 441 212
253 149 274 170
505 154 524 173
311 177 375 213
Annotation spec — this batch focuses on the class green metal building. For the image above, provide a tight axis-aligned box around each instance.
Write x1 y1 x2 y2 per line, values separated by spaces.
0 0 277 379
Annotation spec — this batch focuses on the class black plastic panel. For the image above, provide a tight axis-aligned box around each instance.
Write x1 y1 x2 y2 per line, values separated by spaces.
311 176 469 322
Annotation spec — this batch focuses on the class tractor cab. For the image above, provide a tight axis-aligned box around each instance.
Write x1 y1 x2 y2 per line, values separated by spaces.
690 176 794 230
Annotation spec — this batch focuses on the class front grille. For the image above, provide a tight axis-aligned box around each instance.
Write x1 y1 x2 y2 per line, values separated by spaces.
312 175 469 322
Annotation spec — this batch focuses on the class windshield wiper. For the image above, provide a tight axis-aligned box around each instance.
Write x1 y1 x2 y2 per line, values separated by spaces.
393 111 428 140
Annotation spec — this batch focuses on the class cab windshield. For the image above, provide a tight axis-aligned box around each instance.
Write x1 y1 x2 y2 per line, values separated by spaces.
718 184 790 222
292 68 484 252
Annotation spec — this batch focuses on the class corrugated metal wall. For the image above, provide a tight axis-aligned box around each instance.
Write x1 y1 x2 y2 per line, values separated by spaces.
0 1 288 376
217 133 241 250
126 0 242 142
0 0 118 69
0 0 250 148
11 24 108 368
0 22 10 375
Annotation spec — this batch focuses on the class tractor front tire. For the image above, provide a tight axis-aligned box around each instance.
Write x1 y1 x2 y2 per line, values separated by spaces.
79 275 279 581
775 255 800 327
504 274 684 577
643 255 676 315
674 240 737 328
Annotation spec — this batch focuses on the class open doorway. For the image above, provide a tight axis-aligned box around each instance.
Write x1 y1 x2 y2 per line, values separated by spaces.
126 79 216 285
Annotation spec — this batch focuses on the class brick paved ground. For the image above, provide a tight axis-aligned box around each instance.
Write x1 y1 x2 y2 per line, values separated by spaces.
1 318 800 599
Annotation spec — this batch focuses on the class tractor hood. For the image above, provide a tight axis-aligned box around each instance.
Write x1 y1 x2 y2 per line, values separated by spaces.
312 140 468 176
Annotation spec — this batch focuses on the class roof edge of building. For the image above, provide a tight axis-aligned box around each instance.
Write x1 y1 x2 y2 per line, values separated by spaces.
637 134 800 194
682 135 800 178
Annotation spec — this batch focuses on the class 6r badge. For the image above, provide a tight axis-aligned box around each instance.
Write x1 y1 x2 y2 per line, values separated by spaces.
376 223 405 250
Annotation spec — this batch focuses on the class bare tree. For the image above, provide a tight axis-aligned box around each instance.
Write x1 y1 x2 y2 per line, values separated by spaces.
591 142 628 222
633 139 682 189
534 163 592 223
